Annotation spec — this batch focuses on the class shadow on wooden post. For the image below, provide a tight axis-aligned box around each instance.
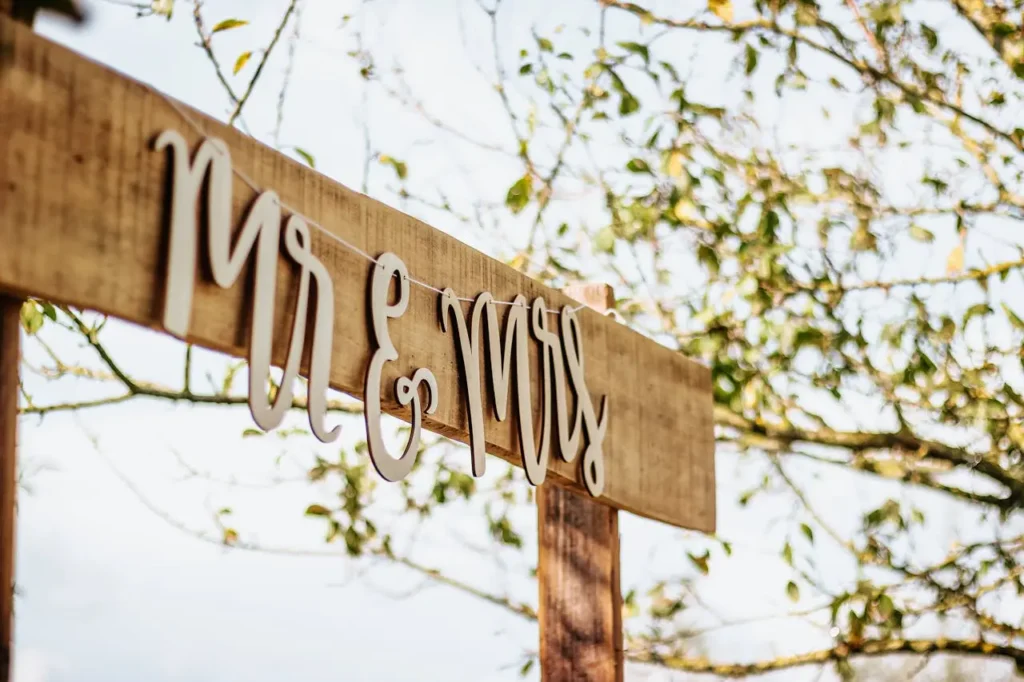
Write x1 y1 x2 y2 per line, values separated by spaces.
538 283 623 682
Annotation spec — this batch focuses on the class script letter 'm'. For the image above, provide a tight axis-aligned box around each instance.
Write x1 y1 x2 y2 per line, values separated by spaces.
441 292 551 483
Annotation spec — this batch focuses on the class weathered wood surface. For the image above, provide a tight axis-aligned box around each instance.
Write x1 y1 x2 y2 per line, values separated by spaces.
0 299 20 682
538 283 623 682
0 17 716 532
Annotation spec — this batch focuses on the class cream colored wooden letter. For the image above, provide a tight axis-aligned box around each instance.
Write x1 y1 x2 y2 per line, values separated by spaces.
365 254 439 482
438 290 486 477
560 307 609 496
282 217 341 443
154 130 339 443
441 292 551 483
530 299 583 464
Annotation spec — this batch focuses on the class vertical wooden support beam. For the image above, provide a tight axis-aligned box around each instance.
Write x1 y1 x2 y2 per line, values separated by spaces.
0 299 19 682
537 283 623 682
0 9 29 682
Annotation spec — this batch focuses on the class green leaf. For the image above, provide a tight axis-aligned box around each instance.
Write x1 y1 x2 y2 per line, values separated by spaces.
519 63 533 75
39 301 57 321
877 594 894 619
1004 303 1024 330
993 22 1016 37
617 41 649 64
786 580 799 602
305 504 332 516
800 523 815 544
19 301 42 335
212 18 248 33
921 24 938 50
619 93 640 116
923 175 949 195
908 224 934 242
505 174 533 214
781 541 794 566
626 158 651 173
687 551 710 575
241 428 264 437
519 659 535 677
233 51 252 75
378 154 408 179
594 226 616 253
536 36 553 52
964 303 990 325
293 147 316 168
744 44 758 75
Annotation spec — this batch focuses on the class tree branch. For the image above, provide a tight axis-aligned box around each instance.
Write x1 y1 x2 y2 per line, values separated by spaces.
598 0 1024 152
629 637 1024 677
227 0 299 126
716 406 1024 509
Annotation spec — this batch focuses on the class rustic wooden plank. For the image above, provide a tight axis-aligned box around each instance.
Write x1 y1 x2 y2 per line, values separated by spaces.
0 17 716 532
0 299 19 682
538 283 623 682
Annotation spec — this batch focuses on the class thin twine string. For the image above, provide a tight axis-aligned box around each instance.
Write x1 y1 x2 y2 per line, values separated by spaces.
158 91 586 316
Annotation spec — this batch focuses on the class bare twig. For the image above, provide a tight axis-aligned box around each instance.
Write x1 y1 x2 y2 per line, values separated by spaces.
227 0 300 126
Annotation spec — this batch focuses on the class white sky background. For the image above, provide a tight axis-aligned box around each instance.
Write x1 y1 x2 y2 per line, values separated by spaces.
10 0 1024 680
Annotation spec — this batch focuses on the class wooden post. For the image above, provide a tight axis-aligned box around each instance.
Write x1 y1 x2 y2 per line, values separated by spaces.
537 283 623 682
0 298 18 682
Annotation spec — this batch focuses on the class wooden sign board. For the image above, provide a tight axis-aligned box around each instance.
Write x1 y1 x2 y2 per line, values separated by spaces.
0 17 715 533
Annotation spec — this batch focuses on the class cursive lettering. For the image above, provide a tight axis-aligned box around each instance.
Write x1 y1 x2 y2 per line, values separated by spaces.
365 254 439 482
154 130 339 443
440 291 552 484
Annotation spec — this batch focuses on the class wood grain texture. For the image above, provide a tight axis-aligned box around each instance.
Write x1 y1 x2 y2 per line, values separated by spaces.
0 17 716 532
0 299 19 682
538 283 623 682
